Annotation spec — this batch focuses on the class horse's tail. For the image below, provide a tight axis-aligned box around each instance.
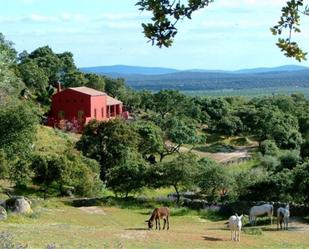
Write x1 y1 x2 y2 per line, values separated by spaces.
270 205 274 225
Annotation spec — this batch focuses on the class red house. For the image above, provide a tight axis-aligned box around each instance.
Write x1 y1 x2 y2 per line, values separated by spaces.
47 85 124 131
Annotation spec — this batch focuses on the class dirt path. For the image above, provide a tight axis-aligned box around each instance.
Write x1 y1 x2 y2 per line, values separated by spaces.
179 146 251 163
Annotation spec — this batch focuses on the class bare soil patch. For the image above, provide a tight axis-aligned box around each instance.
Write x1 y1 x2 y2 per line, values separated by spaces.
77 206 106 215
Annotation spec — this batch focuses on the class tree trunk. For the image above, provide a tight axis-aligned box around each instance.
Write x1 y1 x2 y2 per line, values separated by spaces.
173 184 180 205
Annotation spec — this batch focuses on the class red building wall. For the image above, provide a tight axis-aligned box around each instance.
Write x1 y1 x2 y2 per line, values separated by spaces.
47 87 125 132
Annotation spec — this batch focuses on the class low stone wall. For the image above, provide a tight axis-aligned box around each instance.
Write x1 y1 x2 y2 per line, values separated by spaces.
183 199 309 217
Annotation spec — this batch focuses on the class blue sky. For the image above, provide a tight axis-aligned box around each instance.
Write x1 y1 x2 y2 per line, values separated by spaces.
1 0 309 70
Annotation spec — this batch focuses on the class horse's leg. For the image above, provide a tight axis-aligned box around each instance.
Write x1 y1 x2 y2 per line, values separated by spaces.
155 219 158 230
238 230 240 242
167 216 169 230
231 230 233 241
277 216 279 230
163 218 166 230
158 219 161 230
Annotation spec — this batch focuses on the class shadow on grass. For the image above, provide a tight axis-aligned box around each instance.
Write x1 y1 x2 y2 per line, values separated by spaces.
194 143 235 153
125 228 149 231
68 196 176 210
263 226 303 232
198 209 229 222
202 236 225 241
206 133 225 144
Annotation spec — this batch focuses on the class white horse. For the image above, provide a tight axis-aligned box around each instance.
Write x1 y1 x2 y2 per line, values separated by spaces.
249 203 273 225
229 214 243 242
277 204 290 230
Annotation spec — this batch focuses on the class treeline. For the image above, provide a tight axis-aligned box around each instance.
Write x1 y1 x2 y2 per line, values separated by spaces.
0 33 309 204
121 70 309 91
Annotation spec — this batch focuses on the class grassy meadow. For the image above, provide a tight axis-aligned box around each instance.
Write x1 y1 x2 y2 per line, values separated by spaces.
182 87 309 98
1 198 309 249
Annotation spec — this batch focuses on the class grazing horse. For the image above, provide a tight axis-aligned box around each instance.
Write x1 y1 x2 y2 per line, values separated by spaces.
277 204 290 230
146 207 170 230
249 203 273 225
229 214 243 242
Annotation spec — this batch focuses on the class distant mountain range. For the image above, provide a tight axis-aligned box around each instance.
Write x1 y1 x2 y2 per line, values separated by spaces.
80 64 309 91
81 65 179 75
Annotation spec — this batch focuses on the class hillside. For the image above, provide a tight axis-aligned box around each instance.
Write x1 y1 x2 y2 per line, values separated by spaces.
81 65 309 91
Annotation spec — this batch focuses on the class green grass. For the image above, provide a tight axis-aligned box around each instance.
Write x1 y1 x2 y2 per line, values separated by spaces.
1 198 309 249
225 159 259 174
34 126 79 155
182 87 309 98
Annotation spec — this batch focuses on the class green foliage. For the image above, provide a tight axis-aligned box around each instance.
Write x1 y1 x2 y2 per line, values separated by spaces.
215 115 243 136
9 157 33 187
0 33 24 104
28 46 64 83
196 158 233 202
165 117 203 146
18 60 49 92
233 167 267 200
243 169 294 202
152 89 189 119
136 0 213 47
77 119 140 179
0 101 39 158
293 161 309 203
134 121 164 157
200 97 230 121
62 70 87 88
254 107 302 149
147 152 199 202
31 151 103 198
106 149 147 197
279 150 301 171
260 140 279 156
84 73 105 91
137 0 308 60
0 150 8 179
300 140 309 159
259 155 280 172
271 0 307 61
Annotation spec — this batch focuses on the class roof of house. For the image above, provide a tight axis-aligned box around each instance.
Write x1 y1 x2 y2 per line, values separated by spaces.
69 86 107 96
107 96 122 105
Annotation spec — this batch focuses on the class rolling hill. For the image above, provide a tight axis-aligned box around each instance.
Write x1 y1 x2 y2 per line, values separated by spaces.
80 65 309 91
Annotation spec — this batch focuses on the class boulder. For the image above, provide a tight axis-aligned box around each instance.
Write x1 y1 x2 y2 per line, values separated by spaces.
0 206 7 221
4 196 32 214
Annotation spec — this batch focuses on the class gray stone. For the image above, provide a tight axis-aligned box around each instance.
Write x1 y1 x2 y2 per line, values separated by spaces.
5 196 32 214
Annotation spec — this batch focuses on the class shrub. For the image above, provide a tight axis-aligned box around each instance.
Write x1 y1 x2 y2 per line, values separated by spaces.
260 140 279 156
279 150 301 171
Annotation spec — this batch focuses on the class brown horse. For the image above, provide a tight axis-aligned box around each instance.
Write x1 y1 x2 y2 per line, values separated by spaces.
146 207 170 230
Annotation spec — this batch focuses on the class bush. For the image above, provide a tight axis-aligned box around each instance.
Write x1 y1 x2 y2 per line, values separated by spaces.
300 140 309 159
259 155 280 172
279 150 301 171
31 151 103 198
260 140 279 156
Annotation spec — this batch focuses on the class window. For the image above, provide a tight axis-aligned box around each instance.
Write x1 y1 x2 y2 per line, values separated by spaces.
94 108 97 119
77 111 84 122
101 107 104 117
58 111 65 119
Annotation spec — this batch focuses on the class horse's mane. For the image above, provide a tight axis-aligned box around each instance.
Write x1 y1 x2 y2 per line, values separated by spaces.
149 209 157 221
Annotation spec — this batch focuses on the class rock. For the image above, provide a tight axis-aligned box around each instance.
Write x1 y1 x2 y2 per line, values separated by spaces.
4 196 32 214
0 206 7 221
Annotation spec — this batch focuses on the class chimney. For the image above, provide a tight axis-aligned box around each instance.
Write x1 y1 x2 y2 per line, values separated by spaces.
56 81 62 93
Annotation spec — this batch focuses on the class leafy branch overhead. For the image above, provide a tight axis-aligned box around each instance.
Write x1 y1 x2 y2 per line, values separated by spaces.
136 0 214 47
271 0 309 61
137 0 308 61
